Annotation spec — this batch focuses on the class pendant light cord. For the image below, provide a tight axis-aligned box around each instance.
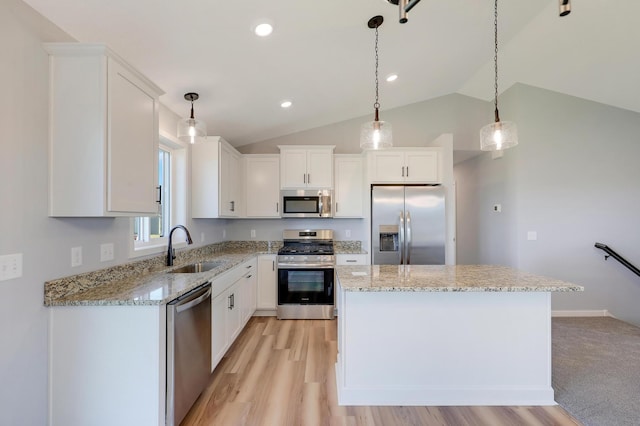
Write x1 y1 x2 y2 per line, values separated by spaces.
493 0 500 123
374 24 380 119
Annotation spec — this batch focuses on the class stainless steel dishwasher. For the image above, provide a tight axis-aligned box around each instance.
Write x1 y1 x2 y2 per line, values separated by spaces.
166 282 212 426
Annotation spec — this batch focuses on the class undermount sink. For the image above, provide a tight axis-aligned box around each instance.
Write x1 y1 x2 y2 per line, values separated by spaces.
169 261 224 273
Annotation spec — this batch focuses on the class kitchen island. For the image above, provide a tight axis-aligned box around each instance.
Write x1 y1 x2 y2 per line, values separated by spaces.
334 264 583 406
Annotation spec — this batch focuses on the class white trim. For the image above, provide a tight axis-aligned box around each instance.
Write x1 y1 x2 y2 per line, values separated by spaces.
552 309 613 317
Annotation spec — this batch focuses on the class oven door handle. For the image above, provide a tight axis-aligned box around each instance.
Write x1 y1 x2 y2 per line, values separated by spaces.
278 263 334 269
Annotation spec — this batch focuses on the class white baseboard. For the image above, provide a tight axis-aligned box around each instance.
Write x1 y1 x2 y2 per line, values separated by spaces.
252 309 276 317
552 309 612 317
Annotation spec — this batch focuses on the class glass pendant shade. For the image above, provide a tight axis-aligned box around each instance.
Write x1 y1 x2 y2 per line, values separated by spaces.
177 117 207 144
360 119 392 150
480 120 518 151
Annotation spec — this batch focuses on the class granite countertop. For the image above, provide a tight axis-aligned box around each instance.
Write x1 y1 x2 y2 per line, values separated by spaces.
335 264 584 292
44 241 282 307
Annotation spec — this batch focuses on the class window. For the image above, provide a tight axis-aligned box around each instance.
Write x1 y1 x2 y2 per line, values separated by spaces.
130 131 187 258
133 148 170 248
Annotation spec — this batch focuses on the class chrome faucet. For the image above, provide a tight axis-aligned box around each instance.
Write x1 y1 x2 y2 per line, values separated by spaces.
167 225 193 266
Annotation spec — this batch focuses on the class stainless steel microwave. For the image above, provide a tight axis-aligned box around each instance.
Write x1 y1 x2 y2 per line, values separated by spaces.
281 189 332 218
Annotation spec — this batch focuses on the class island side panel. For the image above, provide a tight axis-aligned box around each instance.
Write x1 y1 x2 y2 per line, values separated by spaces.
49 305 165 426
336 288 554 406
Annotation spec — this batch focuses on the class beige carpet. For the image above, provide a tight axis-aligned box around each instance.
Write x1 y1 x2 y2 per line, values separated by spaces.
553 317 640 426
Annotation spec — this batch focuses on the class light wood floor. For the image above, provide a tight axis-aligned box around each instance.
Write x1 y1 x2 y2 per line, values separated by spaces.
182 317 581 426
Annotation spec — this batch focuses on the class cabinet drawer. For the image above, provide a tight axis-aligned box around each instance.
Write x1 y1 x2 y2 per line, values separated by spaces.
336 254 368 265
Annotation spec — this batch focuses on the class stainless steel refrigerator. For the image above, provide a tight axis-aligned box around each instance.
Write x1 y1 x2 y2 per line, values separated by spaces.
371 185 446 265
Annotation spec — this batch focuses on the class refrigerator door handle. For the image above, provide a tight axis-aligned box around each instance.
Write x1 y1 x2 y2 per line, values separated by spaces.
399 211 405 265
406 211 412 265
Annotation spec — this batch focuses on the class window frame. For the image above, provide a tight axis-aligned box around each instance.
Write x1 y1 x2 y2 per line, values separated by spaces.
129 130 188 259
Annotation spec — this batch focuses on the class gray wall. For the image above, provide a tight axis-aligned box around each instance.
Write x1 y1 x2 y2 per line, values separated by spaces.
455 84 640 325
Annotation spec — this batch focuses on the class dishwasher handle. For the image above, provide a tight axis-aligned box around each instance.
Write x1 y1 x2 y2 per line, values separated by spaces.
173 284 212 314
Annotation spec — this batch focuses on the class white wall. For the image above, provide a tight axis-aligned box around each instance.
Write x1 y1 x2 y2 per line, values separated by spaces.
0 2 226 424
455 84 640 325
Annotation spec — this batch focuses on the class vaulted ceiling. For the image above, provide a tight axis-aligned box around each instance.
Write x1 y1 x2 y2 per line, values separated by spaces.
22 0 640 147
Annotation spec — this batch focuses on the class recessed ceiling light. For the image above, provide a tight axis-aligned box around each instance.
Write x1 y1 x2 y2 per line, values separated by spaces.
280 100 292 108
254 23 273 37
386 73 398 82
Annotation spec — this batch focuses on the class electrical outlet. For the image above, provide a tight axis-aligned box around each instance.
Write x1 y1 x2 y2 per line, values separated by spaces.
250 229 256 239
223 229 226 239
346 229 351 238
100 243 114 262
0 253 23 281
71 246 82 267
493 204 502 213
200 232 205 243
527 231 538 241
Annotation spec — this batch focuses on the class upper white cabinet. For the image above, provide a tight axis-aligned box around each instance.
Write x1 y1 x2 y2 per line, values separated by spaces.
279 145 335 189
192 137 243 218
334 155 364 218
367 148 442 183
45 43 163 217
244 155 280 218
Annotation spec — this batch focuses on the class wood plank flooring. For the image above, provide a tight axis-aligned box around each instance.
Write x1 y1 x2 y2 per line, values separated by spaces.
182 317 581 426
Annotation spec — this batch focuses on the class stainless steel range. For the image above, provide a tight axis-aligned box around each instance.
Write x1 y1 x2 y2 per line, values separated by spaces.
277 229 335 320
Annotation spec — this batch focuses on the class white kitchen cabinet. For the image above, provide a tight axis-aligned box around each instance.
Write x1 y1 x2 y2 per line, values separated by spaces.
45 43 163 217
256 254 277 313
367 148 442 183
245 155 280 217
334 155 364 217
49 305 165 425
336 253 368 265
192 137 244 218
211 258 257 370
279 145 335 189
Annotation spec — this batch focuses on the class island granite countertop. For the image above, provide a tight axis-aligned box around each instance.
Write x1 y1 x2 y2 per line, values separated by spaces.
336 264 584 292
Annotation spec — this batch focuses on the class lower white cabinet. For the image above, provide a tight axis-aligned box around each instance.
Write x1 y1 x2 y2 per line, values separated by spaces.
49 305 165 426
211 258 257 370
257 254 277 312
336 253 368 265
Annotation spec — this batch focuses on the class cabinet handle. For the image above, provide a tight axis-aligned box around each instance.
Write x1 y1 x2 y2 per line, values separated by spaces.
156 185 162 204
346 259 357 263
303 174 306 184
230 200 235 212
246 265 252 269
272 260 275 271
401 167 405 177
246 274 253 279
406 166 409 177
307 173 310 184
276 202 279 213
336 202 338 213
228 294 232 310
231 293 235 309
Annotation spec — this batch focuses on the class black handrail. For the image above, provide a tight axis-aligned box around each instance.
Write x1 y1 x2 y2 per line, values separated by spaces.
594 243 640 278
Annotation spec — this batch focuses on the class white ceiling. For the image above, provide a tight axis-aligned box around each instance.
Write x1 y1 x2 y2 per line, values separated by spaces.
21 0 640 147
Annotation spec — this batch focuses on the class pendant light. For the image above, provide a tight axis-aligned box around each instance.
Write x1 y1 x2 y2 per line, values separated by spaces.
360 15 392 150
480 0 518 151
177 92 207 144
559 0 571 17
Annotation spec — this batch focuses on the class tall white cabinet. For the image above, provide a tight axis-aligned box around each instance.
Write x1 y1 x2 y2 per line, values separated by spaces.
192 137 244 218
244 155 280 218
334 155 364 218
45 43 163 217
